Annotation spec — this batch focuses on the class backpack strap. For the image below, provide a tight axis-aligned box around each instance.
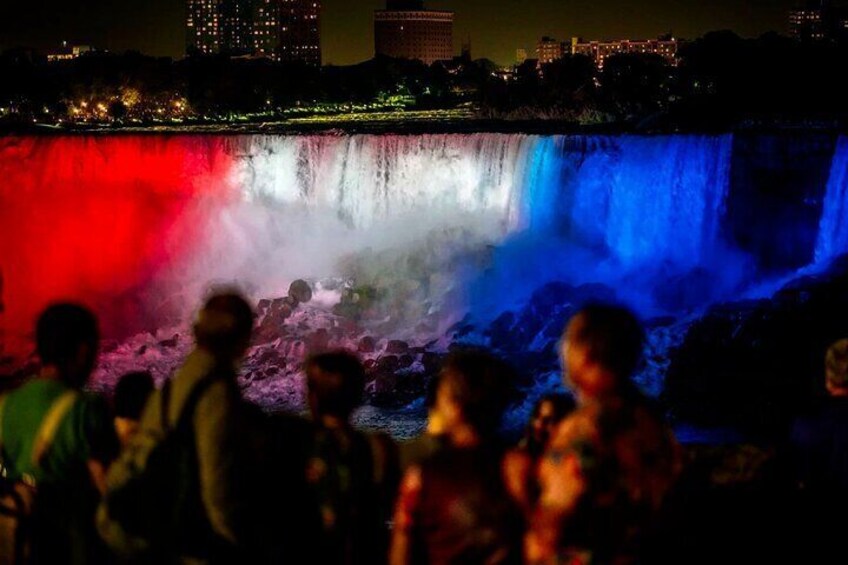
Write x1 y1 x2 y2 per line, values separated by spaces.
0 394 8 474
160 379 172 432
31 390 79 468
160 374 223 436
0 394 7 448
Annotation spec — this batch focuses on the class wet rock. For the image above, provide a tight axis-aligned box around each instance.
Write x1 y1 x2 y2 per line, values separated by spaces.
374 355 400 374
288 279 313 304
358 336 377 354
385 340 409 355
255 348 287 368
398 354 415 369
664 254 848 437
307 329 330 353
254 303 293 344
421 352 443 374
485 282 616 354
158 334 179 348
370 370 430 409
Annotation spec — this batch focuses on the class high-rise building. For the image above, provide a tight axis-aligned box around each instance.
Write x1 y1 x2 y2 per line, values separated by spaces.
536 36 566 65
254 0 321 65
186 0 222 55
788 1 848 41
220 0 255 54
790 1 827 40
572 37 679 70
374 0 454 65
279 0 321 65
187 0 321 65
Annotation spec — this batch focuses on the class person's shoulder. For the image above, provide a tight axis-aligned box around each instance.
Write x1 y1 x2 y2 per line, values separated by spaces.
6 377 61 403
549 404 601 449
75 390 111 421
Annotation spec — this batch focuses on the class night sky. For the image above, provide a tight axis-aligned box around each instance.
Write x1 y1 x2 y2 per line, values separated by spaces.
1 0 801 65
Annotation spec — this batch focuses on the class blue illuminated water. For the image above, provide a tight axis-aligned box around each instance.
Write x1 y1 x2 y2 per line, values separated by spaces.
816 136 848 263
524 135 732 267
468 134 742 324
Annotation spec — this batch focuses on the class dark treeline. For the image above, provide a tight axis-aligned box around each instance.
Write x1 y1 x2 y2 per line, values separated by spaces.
2 31 848 129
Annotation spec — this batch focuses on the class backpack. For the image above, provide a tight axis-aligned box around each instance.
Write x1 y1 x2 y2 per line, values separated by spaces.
306 427 398 565
0 390 79 565
97 376 219 559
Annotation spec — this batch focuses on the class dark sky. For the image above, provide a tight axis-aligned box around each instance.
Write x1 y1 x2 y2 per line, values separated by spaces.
1 0 799 65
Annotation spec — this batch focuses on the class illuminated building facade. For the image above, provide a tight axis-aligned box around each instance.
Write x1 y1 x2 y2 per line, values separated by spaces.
536 36 566 65
571 37 679 70
186 0 222 54
789 1 848 41
187 0 321 65
46 44 93 62
220 0 255 54
277 0 321 64
374 1 454 65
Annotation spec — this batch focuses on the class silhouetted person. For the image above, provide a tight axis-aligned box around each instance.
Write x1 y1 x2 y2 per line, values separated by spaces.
390 351 524 565
0 303 118 565
791 339 848 496
100 292 254 563
304 351 399 565
528 305 681 564
398 373 449 471
112 372 154 449
519 394 575 459
503 394 576 514
787 339 848 559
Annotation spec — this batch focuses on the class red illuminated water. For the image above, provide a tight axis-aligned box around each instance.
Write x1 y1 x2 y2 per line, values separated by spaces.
0 136 239 355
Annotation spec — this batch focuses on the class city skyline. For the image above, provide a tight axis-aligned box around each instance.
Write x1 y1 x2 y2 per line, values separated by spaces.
0 0 809 65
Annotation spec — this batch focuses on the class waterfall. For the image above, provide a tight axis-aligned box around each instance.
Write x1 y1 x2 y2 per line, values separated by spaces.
816 136 848 263
0 132 739 346
234 134 533 229
523 135 733 267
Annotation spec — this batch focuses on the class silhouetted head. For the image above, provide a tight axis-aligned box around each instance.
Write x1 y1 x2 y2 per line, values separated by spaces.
305 351 366 422
561 304 644 400
193 292 254 361
436 350 514 442
114 371 155 421
36 303 99 389
826 339 848 396
526 393 576 453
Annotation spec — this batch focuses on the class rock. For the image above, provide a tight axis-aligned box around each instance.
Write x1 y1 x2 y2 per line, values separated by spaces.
386 340 409 354
135 345 147 356
485 282 616 354
358 336 377 354
398 354 415 369
158 334 179 348
257 299 272 312
664 254 848 437
421 352 443 374
255 348 286 368
374 355 400 374
254 303 293 344
307 329 330 353
288 280 313 304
